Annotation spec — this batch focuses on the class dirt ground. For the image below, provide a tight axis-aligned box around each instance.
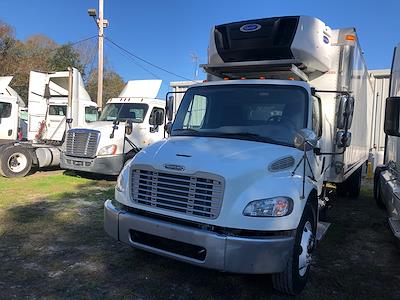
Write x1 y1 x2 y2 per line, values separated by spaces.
0 173 400 299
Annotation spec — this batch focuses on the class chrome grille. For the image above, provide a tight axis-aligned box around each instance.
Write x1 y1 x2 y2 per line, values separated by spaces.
131 166 224 219
65 129 100 158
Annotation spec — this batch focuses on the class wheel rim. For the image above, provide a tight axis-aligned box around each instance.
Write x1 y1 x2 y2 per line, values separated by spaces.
7 152 28 173
298 221 314 277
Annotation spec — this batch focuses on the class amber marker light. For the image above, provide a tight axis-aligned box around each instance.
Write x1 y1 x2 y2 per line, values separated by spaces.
345 35 356 41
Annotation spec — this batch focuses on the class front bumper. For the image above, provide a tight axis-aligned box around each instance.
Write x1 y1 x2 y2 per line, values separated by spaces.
60 152 124 175
104 200 294 274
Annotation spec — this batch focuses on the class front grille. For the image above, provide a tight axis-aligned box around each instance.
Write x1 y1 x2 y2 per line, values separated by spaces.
65 129 100 158
131 166 225 219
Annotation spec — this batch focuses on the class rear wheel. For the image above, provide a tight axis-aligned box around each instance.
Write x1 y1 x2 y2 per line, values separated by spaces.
0 146 33 178
272 203 316 295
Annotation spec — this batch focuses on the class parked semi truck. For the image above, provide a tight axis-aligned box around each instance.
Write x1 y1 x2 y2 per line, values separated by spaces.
104 16 373 294
60 80 166 175
0 68 98 177
374 44 400 241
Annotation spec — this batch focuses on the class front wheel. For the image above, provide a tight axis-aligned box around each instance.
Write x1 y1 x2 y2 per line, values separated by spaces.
0 146 33 178
272 203 316 295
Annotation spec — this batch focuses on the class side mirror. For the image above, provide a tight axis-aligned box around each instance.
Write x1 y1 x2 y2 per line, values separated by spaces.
384 97 400 136
166 96 174 121
336 130 352 148
125 119 133 135
337 95 354 129
293 129 318 151
44 83 51 99
149 110 164 126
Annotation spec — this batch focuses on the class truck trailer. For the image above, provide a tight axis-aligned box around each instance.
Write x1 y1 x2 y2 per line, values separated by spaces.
374 44 400 241
60 80 166 175
0 68 97 177
104 16 373 294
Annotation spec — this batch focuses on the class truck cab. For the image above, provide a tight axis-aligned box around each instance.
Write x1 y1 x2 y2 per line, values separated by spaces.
374 44 400 241
0 76 26 142
104 16 372 295
60 80 166 175
0 68 98 178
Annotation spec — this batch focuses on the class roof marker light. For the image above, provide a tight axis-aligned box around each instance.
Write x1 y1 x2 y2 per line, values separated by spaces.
345 34 356 41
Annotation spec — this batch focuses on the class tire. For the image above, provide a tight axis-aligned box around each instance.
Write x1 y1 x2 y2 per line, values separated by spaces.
272 203 316 295
374 166 386 208
0 146 33 178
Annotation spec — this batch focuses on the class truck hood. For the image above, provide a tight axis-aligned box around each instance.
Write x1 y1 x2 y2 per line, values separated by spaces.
134 136 301 178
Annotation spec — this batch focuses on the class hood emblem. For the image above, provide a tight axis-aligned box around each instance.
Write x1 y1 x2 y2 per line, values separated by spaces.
164 164 185 171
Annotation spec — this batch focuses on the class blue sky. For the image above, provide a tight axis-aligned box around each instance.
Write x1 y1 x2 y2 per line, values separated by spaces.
1 0 400 98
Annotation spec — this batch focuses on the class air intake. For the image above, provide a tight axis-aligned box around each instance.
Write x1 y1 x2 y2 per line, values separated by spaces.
268 156 295 172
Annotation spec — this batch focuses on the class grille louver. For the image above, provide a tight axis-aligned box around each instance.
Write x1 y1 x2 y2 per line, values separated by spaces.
65 129 100 158
131 166 225 219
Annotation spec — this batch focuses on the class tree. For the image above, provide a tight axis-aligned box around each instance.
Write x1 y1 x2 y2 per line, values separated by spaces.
48 43 84 75
86 69 125 107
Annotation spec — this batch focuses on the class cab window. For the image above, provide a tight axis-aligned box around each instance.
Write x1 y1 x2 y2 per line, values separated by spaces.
0 102 12 118
85 106 98 123
49 105 67 116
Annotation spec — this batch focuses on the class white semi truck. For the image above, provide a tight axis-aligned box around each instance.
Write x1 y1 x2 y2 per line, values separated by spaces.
0 68 98 177
104 16 373 294
374 44 400 241
60 80 166 175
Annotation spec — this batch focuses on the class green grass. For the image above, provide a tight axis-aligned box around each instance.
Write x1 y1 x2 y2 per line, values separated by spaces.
0 171 114 208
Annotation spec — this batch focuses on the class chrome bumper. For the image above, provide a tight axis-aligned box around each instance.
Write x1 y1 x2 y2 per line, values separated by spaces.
104 200 294 274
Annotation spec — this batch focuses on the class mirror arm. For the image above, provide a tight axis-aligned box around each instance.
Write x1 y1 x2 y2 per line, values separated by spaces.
314 148 346 156
110 120 119 139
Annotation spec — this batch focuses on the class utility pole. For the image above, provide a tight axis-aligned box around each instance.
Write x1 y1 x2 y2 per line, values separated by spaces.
88 0 108 110
191 53 200 80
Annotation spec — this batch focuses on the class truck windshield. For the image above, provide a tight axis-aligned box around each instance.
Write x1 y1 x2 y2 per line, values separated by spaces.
99 103 149 123
171 84 308 146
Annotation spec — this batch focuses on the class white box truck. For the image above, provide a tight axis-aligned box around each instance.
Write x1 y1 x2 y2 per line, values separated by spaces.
374 44 400 241
0 68 98 177
104 16 373 294
60 80 166 175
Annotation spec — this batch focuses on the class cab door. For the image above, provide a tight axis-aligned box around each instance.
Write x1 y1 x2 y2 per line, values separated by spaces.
0 98 18 140
44 104 67 141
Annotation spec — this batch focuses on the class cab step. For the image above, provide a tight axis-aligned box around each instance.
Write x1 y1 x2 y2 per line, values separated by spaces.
316 221 331 241
388 217 400 239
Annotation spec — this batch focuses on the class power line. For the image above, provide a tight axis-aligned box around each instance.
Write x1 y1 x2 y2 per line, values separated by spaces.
105 40 160 79
105 37 195 82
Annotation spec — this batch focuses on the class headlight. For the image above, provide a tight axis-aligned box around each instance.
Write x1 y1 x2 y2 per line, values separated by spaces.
116 162 130 193
243 197 293 217
98 144 117 156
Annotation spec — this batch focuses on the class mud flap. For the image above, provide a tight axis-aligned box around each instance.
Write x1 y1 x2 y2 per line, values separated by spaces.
316 221 331 241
